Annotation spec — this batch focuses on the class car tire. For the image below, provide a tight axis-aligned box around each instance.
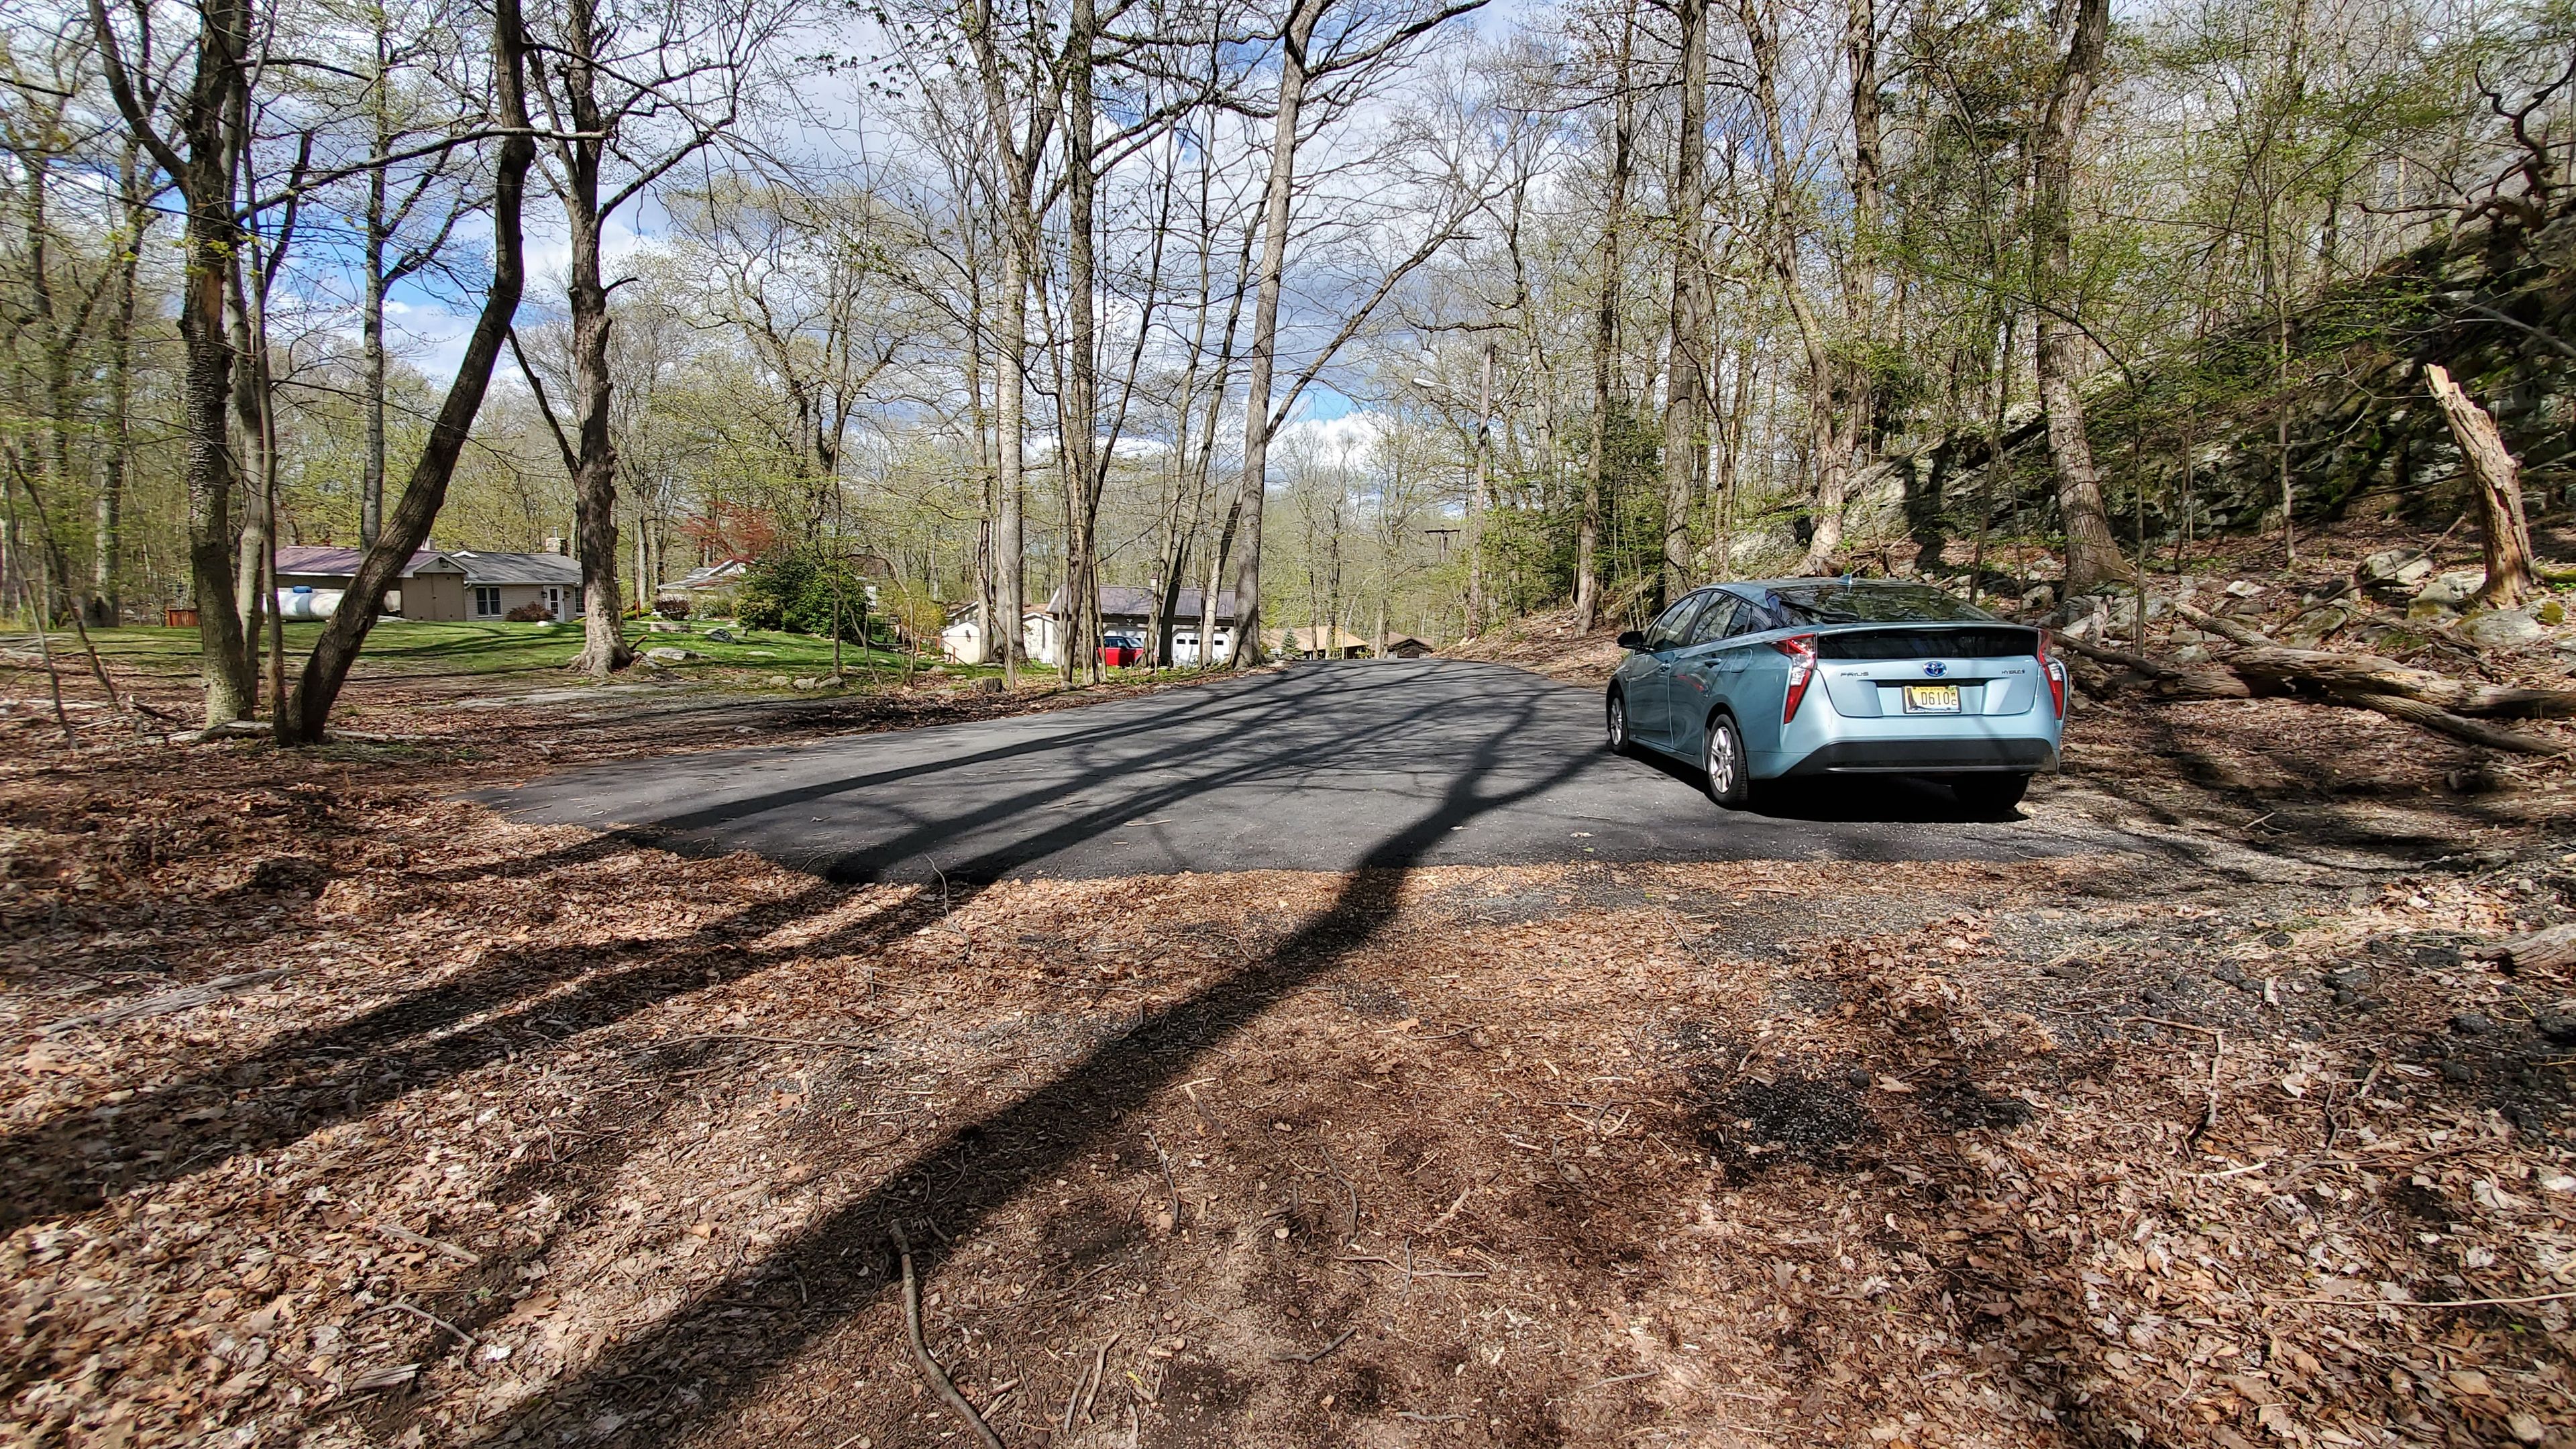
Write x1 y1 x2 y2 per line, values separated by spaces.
1605 692 1633 755
1949 772 2031 816
1703 712 1752 808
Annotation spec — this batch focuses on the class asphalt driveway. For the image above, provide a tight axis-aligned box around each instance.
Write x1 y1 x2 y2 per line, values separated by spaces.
478 659 2138 882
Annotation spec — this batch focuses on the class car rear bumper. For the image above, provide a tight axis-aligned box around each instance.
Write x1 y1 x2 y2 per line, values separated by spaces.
1772 735 2060 777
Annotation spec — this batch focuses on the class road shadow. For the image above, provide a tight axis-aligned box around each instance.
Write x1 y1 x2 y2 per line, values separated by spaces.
446 686 1590 1447
1622 747 2020 824
0 666 1485 1227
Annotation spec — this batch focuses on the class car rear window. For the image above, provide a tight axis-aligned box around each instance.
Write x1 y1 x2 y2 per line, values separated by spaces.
1763 582 1998 624
1815 627 2040 660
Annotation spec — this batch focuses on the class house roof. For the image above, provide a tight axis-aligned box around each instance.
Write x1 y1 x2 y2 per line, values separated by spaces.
275 545 583 586
1268 625 1373 652
445 549 584 586
676 559 751 588
276 544 461 578
1041 585 1238 621
1384 635 1433 649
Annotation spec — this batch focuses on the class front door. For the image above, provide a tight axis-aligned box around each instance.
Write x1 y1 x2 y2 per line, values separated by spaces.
1629 592 1710 745
1666 594 1740 761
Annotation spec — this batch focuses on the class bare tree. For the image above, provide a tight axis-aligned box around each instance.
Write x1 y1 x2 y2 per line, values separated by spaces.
284 0 539 741
525 0 780 677
88 0 262 724
2031 0 2123 590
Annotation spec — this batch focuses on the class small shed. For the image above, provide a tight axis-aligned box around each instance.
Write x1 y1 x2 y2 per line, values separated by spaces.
1383 635 1434 659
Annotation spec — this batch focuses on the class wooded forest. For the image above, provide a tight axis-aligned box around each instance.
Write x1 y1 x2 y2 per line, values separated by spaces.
5 0 2575 737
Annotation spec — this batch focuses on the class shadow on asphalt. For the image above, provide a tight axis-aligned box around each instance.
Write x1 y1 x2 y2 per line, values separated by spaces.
1622 747 2022 824
444 673 1595 1447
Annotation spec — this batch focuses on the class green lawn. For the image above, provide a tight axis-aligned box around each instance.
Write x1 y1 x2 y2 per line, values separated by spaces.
48 619 1032 687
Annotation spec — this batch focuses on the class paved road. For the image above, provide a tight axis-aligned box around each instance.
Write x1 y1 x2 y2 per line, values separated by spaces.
478 659 2141 882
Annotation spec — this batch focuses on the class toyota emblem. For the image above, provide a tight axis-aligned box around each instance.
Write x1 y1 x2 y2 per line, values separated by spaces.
1923 661 1949 678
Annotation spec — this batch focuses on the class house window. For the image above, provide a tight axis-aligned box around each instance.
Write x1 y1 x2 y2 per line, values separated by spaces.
473 586 502 617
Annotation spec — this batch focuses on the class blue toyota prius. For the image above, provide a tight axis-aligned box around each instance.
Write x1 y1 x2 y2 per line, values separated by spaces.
1605 578 2068 812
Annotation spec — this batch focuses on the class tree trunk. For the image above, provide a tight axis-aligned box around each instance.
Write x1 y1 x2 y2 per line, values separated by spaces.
1659 0 1709 606
996 246 1028 684
92 142 145 625
2425 364 2538 608
1230 0 1324 668
559 0 631 678
362 180 388 548
1466 339 1494 633
1061 0 1104 685
1574 11 1634 630
87 0 256 722
2031 0 2122 592
286 0 537 742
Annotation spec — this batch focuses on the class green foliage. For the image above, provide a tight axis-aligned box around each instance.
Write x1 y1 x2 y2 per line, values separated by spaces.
737 547 870 641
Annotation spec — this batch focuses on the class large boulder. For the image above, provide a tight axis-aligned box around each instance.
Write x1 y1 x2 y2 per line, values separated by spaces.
2409 570 2486 617
2462 607 2546 648
643 646 695 663
2357 548 2435 595
2279 600 2359 648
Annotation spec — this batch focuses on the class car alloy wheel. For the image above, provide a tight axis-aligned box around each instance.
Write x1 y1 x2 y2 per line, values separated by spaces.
1606 694 1630 753
1704 714 1750 807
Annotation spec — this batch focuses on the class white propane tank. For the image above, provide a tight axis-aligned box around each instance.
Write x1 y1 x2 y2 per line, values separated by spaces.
275 586 343 620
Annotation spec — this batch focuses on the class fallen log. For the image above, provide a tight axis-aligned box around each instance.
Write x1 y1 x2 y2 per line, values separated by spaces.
2338 692 2567 755
2047 630 2251 699
2174 604 2576 719
2063 606 2572 754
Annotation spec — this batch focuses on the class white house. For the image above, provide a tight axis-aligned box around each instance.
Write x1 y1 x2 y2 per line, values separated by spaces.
940 609 1049 664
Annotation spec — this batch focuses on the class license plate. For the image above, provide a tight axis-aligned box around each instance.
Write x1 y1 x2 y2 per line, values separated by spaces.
1903 684 1962 714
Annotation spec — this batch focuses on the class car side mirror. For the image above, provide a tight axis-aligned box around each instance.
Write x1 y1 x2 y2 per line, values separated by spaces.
1615 630 1648 652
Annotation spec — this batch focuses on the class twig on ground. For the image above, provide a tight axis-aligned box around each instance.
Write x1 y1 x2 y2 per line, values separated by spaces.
2128 1017 2225 1150
42 967 297 1034
1589 1369 1661 1388
1318 1132 1360 1243
1079 1334 1116 1425
2269 1287 2576 1309
2326 1062 2383 1150
653 1033 872 1051
1148 1130 1182 1226
1340 1254 1488 1279
367 1222 484 1267
890 1222 1005 1449
1270 1327 1356 1364
363 1299 479 1346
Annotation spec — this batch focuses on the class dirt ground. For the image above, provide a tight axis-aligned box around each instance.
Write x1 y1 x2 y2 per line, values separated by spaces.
7 592 2576 1449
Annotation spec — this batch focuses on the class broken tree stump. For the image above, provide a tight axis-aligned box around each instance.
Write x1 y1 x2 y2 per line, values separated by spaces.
2426 363 2538 608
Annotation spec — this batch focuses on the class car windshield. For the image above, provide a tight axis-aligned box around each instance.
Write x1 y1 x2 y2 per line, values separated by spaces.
1762 582 1996 625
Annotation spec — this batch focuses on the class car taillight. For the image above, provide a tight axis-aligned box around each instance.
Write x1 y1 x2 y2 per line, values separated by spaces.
1772 633 1818 722
2037 634 2066 718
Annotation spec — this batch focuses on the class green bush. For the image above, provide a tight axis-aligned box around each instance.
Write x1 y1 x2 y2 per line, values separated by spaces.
739 547 868 642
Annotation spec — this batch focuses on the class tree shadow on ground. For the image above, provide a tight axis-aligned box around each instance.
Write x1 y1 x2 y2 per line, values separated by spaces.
0 667 1465 1226
1620 746 2019 824
449 690 1591 1448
